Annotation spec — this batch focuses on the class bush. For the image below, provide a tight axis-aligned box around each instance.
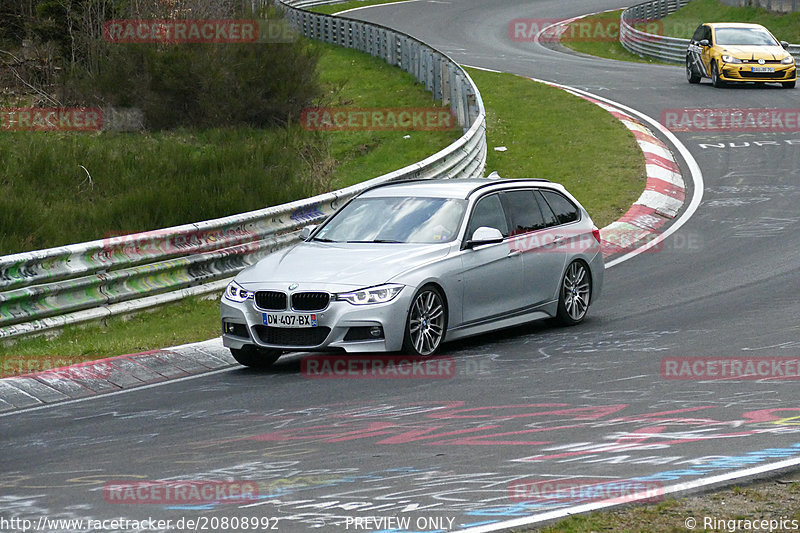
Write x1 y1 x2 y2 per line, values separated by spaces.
6 0 322 130
62 29 322 129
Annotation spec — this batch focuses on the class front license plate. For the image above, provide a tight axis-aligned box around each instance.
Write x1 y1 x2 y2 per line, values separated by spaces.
263 313 318 328
752 66 774 73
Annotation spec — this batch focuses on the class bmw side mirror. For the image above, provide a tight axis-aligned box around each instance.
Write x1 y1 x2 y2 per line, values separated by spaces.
699 39 710 47
300 225 318 241
467 226 504 248
781 40 789 50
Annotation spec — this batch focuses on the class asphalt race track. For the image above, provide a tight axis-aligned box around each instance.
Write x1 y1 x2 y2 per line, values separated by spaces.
3 1 800 531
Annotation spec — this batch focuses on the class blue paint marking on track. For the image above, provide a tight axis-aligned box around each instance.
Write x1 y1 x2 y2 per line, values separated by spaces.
631 443 800 481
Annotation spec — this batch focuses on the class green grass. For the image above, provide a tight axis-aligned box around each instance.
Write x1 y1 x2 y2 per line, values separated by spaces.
0 127 318 253
466 67 644 229
315 43 458 189
659 0 800 42
1 67 646 361
0 41 458 254
310 0 411 15
526 500 683 533
560 10 667 64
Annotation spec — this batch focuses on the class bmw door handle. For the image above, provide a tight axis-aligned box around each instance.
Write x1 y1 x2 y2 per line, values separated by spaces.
507 249 521 257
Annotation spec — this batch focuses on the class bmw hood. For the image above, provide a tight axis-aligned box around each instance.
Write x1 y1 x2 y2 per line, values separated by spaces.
235 242 451 289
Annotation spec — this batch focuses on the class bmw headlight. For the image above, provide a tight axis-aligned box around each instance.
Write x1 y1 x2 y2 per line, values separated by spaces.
721 55 742 64
782 56 795 64
225 281 253 303
336 284 404 305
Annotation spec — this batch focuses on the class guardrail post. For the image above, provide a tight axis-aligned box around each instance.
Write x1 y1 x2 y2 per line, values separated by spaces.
387 33 397 65
440 61 451 106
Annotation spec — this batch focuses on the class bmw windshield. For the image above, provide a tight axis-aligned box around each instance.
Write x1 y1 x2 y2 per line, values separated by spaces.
313 196 466 244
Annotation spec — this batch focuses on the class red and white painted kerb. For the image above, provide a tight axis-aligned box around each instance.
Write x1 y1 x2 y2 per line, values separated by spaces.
534 81 686 258
588 97 685 257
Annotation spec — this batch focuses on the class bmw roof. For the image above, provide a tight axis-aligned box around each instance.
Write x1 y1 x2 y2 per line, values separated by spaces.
359 177 561 200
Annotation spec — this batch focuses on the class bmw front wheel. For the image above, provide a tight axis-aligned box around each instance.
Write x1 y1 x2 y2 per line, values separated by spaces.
403 285 447 356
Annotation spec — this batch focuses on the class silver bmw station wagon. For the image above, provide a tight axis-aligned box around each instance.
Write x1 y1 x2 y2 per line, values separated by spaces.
221 178 604 367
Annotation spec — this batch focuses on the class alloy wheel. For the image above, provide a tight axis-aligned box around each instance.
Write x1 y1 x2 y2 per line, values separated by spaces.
407 289 445 356
562 261 591 322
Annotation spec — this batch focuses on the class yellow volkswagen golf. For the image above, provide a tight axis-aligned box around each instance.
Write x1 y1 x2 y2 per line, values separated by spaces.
686 22 796 88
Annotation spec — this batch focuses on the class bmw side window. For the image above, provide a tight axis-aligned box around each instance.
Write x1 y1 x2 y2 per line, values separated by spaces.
466 194 509 239
533 191 558 227
704 26 712 44
540 191 580 225
692 25 705 42
501 190 547 236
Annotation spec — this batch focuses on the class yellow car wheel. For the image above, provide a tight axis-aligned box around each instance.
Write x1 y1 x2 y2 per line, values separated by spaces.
686 57 701 84
711 61 725 88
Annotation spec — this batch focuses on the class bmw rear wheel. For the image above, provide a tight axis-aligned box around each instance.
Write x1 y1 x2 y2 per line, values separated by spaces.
403 285 446 356
231 346 282 368
556 261 592 326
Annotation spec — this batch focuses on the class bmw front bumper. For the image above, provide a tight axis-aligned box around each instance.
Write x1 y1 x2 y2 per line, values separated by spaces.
221 284 414 353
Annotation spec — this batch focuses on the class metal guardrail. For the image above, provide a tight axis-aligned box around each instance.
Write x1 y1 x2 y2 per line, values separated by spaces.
620 0 692 63
620 0 800 63
0 1 486 339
